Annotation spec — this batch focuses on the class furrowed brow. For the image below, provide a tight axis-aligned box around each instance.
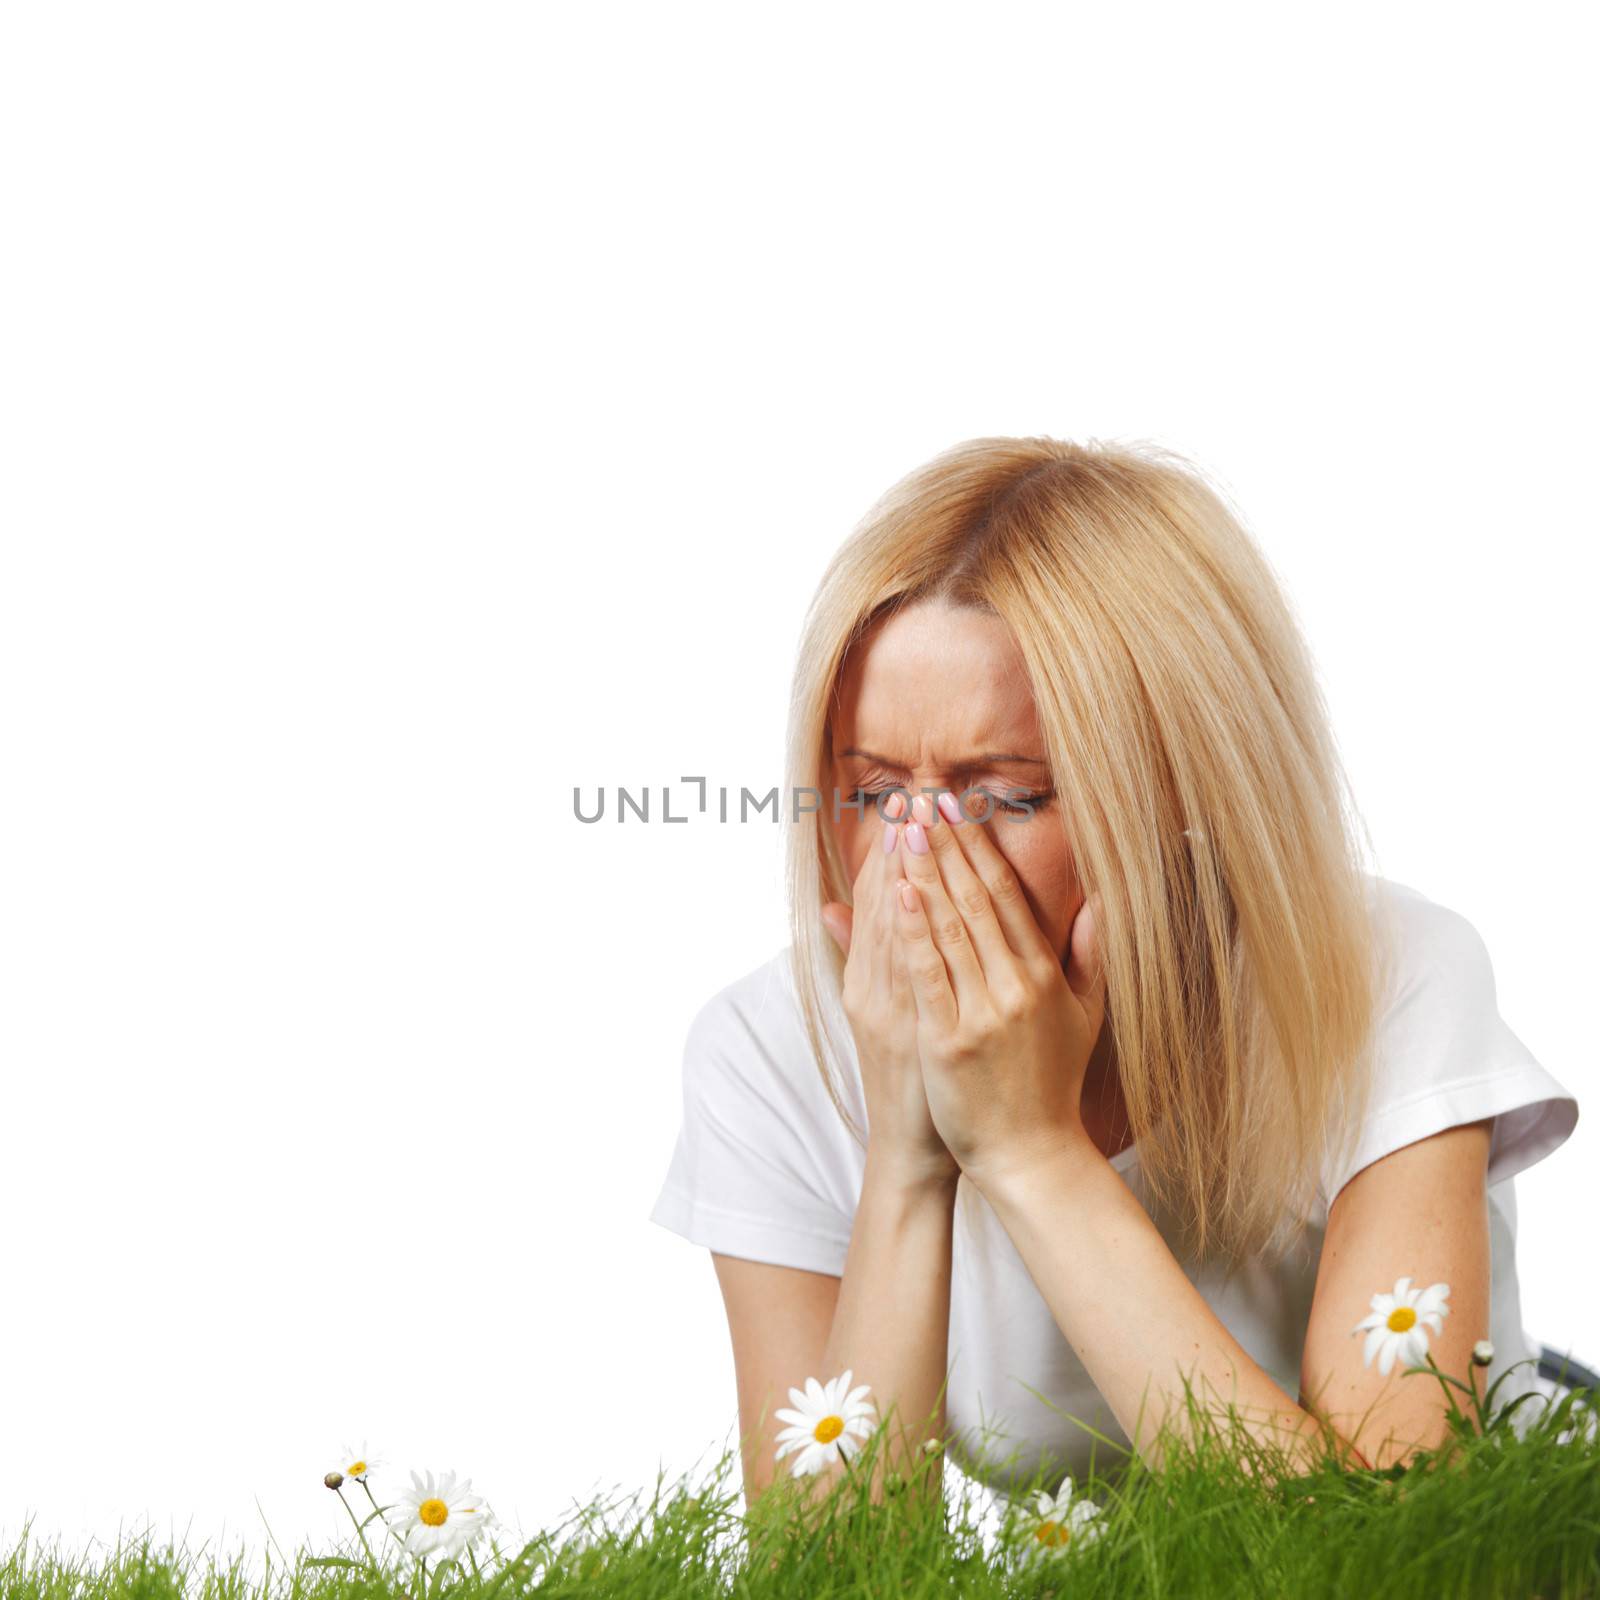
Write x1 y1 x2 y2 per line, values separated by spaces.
837 746 1049 770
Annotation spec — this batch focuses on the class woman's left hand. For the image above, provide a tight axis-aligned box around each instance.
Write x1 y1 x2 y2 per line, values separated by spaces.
889 791 1109 1191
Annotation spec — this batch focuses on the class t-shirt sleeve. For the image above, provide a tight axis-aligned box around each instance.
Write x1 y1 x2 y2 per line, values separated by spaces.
648 963 857 1276
1323 890 1581 1205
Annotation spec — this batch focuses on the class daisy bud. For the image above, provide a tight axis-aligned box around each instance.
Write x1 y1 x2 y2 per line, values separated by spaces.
886 1471 904 1494
324 1472 345 1490
922 1438 943 1456
1472 1340 1494 1367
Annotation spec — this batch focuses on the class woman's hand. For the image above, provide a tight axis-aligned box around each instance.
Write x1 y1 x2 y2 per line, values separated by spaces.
822 794 963 1189
889 791 1108 1191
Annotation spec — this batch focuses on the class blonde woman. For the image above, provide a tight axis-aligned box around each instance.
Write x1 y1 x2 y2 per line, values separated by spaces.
648 437 1580 1509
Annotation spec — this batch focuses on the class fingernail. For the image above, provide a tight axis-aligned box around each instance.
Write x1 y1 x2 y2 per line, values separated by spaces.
937 791 964 825
905 821 929 855
898 880 918 912
884 791 907 820
912 793 936 826
882 820 899 854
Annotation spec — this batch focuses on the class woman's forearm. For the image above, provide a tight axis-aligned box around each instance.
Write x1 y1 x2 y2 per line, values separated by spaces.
977 1133 1354 1477
813 1148 959 1503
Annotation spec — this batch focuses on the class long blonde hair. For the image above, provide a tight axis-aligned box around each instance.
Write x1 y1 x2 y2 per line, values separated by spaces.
783 435 1396 1269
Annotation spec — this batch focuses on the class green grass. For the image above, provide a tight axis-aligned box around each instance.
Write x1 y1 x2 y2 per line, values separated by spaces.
6 1375 1598 1600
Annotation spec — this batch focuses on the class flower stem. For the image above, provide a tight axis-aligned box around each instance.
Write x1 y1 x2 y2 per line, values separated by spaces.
334 1487 379 1576
361 1477 413 1555
1466 1358 1493 1433
1414 1355 1474 1431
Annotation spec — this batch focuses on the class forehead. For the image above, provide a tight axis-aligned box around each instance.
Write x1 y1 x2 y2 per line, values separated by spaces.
831 601 1044 764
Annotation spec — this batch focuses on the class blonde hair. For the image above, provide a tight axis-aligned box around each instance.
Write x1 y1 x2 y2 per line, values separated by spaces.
782 435 1397 1270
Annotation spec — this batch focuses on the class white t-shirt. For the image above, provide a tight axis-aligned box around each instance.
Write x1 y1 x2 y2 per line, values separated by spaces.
648 874 1580 1494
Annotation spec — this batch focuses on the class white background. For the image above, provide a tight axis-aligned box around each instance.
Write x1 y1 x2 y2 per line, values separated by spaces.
2 0 1595 1569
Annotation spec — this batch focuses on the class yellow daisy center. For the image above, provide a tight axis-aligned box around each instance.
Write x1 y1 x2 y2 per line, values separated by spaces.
813 1414 844 1444
1387 1306 1417 1332
348 1461 367 1477
419 1498 449 1527
1034 1519 1071 1546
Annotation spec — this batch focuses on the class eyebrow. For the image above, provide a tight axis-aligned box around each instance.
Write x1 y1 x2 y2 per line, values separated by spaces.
837 746 1049 770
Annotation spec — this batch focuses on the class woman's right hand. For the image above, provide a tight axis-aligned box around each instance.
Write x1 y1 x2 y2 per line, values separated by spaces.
821 795 962 1189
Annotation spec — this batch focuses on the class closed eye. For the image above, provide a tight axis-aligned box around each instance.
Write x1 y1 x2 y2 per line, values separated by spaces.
846 786 1054 817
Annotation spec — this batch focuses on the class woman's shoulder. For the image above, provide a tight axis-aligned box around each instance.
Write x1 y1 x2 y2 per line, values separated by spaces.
684 946 807 1052
1365 872 1505 993
1364 872 1558 1046
652 948 863 1268
1327 873 1580 1200
680 946 861 1113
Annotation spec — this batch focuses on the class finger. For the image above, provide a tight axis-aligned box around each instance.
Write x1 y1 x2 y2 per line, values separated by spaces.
866 822 896 1008
885 838 916 1020
851 800 900 897
942 794 1060 975
893 874 958 1032
837 791 906 1011
898 793 987 1013
888 886 912 1011
921 788 1021 982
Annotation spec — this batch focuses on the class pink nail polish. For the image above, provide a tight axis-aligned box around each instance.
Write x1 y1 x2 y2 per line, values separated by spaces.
937 791 964 825
905 820 929 855
882 820 899 854
912 793 935 826
884 790 907 820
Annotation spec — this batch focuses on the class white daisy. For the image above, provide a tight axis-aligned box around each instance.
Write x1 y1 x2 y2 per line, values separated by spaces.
386 1467 491 1559
334 1441 382 1484
1016 1479 1105 1563
772 1369 877 1478
1352 1276 1450 1376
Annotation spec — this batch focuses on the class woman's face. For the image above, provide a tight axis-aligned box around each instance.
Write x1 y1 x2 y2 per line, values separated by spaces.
827 599 1082 961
